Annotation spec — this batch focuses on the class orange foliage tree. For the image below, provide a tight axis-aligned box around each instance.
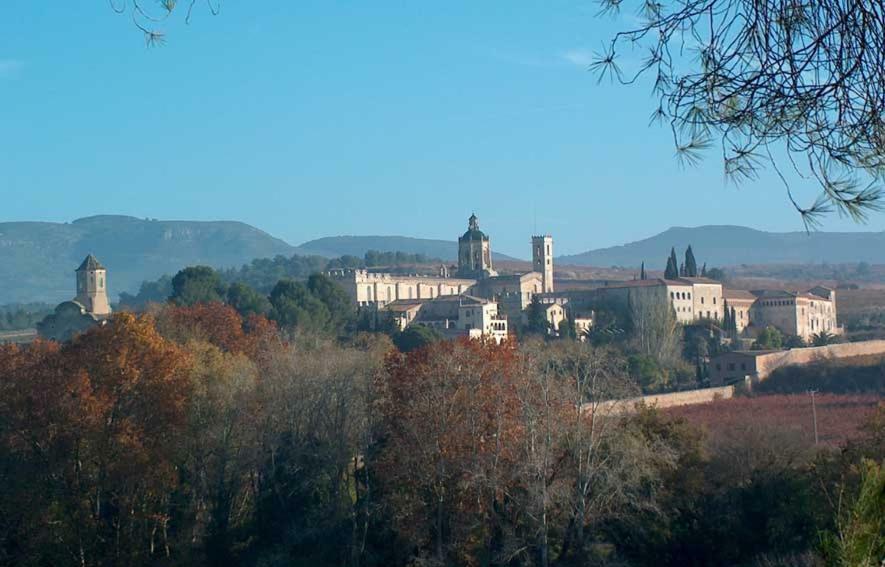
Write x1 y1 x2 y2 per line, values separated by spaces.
376 338 524 565
0 313 192 565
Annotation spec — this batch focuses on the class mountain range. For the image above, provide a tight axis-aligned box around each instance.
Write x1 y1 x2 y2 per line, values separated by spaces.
560 225 885 269
1 216 883 305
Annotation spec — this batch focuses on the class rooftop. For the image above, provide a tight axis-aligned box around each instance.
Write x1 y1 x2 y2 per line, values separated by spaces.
76 254 105 271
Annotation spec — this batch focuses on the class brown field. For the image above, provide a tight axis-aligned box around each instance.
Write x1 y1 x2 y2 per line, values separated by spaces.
666 394 881 447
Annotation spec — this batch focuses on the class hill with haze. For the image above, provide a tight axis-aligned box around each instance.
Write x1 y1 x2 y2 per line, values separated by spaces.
559 225 885 269
0 216 299 305
297 235 519 263
0 217 517 304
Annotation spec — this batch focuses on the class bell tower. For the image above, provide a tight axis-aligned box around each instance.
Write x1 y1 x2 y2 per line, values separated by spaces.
532 235 554 293
457 213 496 279
75 254 112 317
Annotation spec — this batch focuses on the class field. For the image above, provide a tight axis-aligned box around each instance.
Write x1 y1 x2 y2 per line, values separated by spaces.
666 394 881 447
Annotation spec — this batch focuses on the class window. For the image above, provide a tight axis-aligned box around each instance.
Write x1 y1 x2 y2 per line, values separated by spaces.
670 292 675 299
713 297 717 304
716 363 722 371
728 363 736 371
740 363 746 371
701 297 705 304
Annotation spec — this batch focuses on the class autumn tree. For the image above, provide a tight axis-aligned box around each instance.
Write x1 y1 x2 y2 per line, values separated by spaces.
376 339 522 564
0 314 192 565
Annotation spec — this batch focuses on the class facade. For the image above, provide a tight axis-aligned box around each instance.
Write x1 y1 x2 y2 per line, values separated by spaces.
543 302 567 333
749 287 840 341
457 213 497 279
723 289 756 333
329 269 475 308
532 235 554 293
75 254 112 317
380 294 509 343
596 278 700 324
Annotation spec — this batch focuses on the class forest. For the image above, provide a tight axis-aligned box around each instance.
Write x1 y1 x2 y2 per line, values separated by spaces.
1 299 882 567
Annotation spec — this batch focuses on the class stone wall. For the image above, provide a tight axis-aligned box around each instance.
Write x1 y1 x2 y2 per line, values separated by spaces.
591 385 735 415
755 339 885 380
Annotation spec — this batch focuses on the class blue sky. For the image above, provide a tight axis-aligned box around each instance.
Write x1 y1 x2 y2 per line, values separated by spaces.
1 2 882 258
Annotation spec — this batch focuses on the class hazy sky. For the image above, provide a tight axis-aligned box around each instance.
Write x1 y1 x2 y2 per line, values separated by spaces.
2 2 883 258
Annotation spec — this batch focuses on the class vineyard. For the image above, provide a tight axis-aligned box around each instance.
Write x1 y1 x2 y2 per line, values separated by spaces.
667 394 881 447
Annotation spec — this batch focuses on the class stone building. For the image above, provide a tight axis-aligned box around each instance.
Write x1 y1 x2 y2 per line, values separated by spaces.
329 269 475 308
37 254 112 341
457 213 497 279
722 289 756 333
331 214 554 334
75 254 112 317
380 294 509 343
532 235 554 293
710 339 885 386
590 276 839 342
749 287 840 341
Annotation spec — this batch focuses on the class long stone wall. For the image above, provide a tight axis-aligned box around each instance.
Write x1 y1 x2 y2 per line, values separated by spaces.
591 385 735 415
754 339 885 380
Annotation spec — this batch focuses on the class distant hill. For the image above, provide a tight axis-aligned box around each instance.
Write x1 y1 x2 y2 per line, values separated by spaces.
559 225 885 269
297 235 519 263
0 215 299 305
0 217 521 305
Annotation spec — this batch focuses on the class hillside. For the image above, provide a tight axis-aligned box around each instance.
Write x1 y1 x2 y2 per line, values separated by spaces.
0 216 298 304
559 225 885 269
297 235 520 262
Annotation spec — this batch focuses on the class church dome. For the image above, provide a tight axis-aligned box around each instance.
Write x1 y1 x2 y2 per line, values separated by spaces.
460 213 488 241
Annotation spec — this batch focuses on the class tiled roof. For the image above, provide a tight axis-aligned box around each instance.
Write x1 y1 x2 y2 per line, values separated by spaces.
723 289 757 301
77 254 105 271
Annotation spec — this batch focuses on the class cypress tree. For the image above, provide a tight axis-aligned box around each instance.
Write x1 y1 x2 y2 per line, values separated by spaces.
664 256 677 279
640 262 647 280
665 247 679 279
685 245 698 277
679 262 686 277
701 262 707 277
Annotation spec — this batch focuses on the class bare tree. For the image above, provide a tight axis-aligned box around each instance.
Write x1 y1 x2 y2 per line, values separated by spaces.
107 0 220 45
594 0 885 226
628 288 681 366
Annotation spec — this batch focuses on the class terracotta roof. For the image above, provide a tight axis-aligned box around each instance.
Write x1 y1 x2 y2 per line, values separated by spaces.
77 254 105 271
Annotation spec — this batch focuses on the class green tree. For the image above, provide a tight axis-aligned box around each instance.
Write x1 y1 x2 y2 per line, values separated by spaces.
525 296 551 336
558 317 577 340
821 459 885 567
268 279 333 334
226 282 270 317
170 266 226 306
640 262 647 280
392 324 442 352
664 248 679 279
753 326 784 350
306 273 353 330
812 331 836 347
684 245 698 277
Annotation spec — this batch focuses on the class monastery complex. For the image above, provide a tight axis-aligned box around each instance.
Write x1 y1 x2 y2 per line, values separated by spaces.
330 214 841 344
